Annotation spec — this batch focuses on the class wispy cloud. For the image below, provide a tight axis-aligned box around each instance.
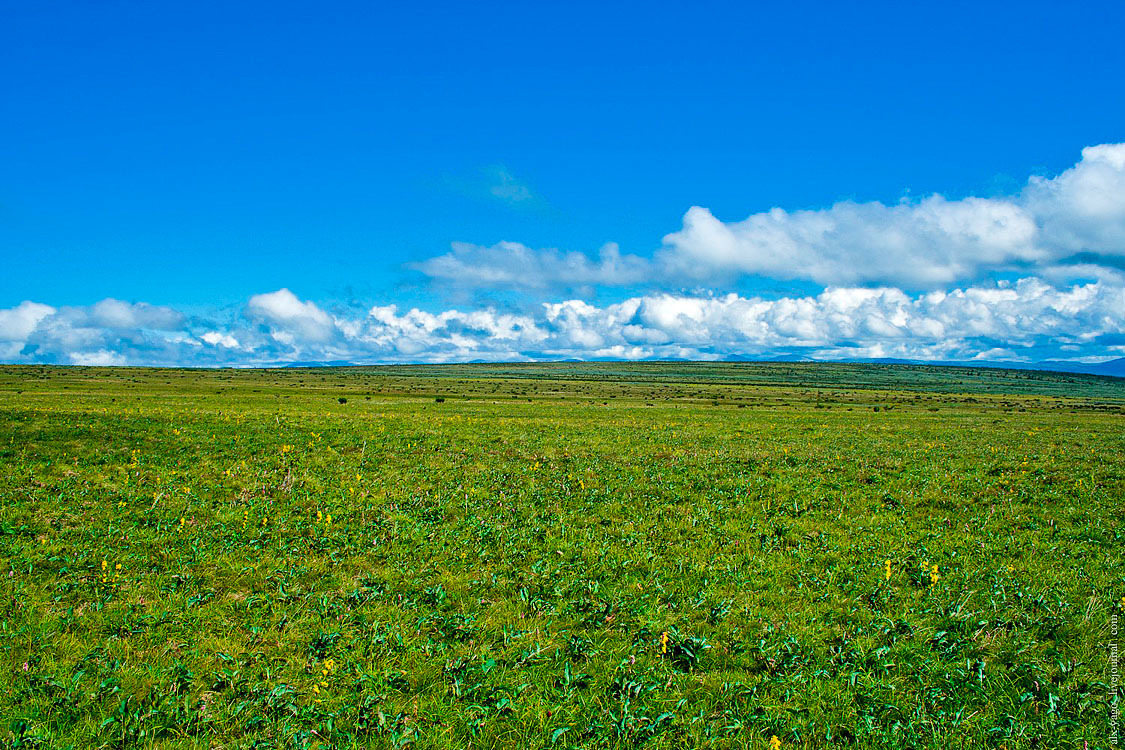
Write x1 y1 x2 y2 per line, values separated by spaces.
440 165 540 207
486 166 534 204
409 241 648 289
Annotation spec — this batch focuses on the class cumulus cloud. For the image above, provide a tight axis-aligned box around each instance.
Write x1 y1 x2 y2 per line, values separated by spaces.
0 301 56 360
84 299 185 330
0 299 189 365
0 301 56 342
201 331 240 348
660 197 1041 287
1 279 1121 366
412 143 1125 290
536 278 1124 362
247 288 338 345
351 305 546 360
1023 143 1125 262
69 350 127 366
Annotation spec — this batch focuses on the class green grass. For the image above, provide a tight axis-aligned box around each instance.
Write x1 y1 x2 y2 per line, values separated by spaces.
0 363 1122 749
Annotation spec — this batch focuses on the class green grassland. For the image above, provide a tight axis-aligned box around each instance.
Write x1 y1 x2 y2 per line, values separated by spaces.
0 363 1122 749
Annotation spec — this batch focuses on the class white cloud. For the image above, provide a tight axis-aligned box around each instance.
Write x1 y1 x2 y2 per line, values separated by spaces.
412 143 1125 290
85 299 184 330
0 301 56 360
662 144 1125 287
0 301 55 342
201 331 240 348
1023 143 1125 259
659 197 1041 287
533 278 1124 361
359 304 546 359
411 241 650 289
69 350 127 366
0 299 191 365
0 276 1121 366
247 288 337 345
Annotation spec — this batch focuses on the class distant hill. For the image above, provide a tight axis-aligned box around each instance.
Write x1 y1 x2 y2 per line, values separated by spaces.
220 354 1125 383
712 354 1124 378
1031 357 1125 377
5 359 1124 399
848 357 1125 379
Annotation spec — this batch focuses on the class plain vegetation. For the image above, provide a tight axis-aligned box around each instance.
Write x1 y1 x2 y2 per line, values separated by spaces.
1 362 1122 749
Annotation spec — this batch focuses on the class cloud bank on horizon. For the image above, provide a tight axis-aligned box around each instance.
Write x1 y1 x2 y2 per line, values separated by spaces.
3 144 1124 367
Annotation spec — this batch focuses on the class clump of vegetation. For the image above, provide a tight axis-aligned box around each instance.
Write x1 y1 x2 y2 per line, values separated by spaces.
0 362 1121 748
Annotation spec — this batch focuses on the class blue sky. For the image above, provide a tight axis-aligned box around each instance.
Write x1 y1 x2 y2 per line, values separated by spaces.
2 0 1124 366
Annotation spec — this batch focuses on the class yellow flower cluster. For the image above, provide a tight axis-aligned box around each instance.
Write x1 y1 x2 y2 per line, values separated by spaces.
100 559 122 585
922 560 940 585
312 658 337 699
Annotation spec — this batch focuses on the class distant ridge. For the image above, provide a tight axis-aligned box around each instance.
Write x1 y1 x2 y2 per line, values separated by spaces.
266 356 1125 378
1031 357 1125 377
842 357 1125 379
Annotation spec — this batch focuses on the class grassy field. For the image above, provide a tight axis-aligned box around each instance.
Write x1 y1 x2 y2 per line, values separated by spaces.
0 362 1122 749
